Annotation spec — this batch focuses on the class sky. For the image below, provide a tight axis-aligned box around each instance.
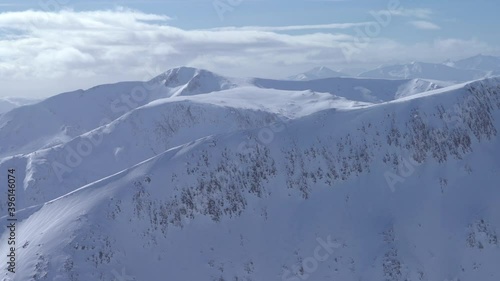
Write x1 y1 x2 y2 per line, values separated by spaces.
0 0 499 97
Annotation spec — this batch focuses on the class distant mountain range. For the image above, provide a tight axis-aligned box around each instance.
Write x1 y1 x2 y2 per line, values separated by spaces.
449 54 500 72
287 66 348 81
289 54 500 82
358 61 486 82
4 55 500 115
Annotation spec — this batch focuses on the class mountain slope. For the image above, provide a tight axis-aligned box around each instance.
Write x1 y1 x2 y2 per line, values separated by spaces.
1 77 500 280
1 87 368 212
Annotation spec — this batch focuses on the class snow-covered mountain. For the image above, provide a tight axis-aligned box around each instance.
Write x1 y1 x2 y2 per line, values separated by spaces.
359 61 486 82
288 66 348 81
0 67 244 158
1 67 500 281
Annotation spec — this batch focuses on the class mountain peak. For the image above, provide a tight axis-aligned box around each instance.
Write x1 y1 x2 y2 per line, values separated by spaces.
149 66 218 87
148 66 240 97
288 66 348 81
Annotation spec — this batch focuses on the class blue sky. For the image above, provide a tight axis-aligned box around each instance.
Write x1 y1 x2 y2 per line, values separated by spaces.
0 0 499 97
2 0 498 43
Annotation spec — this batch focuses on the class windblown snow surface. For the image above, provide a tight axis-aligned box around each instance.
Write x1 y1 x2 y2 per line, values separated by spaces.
1 67 500 281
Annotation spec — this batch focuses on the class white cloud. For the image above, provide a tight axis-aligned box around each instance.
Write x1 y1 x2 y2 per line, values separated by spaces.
0 9 362 92
0 8 170 30
394 8 433 19
409 20 441 30
206 23 373 32
340 38 495 66
0 9 496 98
371 8 433 19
